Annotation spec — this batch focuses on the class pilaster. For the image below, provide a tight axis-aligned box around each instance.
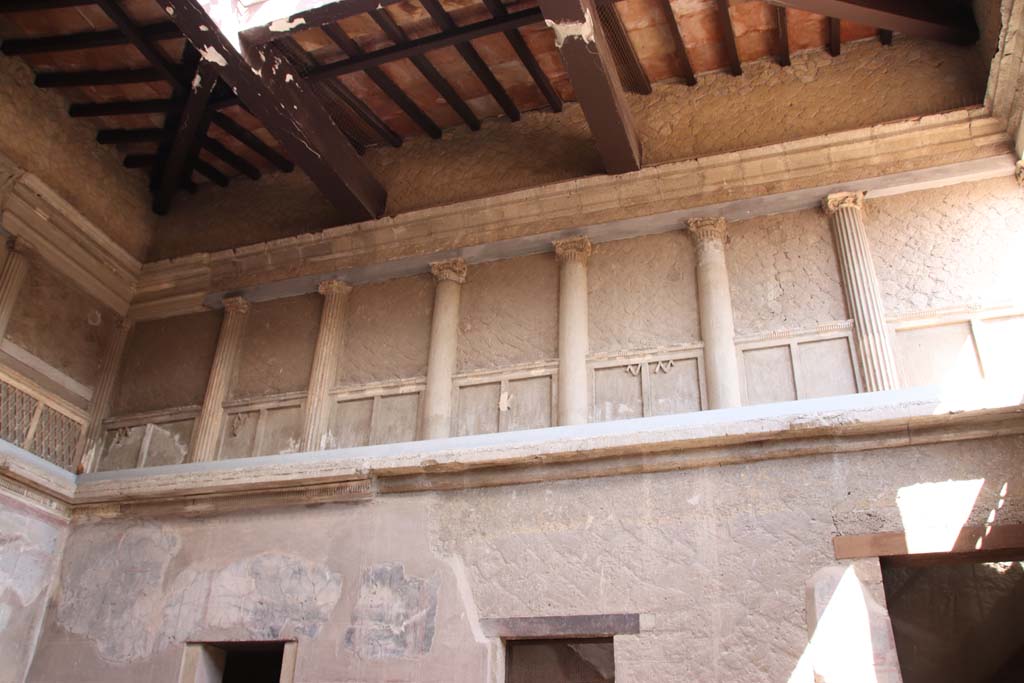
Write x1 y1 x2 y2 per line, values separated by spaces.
189 296 250 462
0 238 29 339
420 259 466 440
301 279 351 451
823 192 899 392
686 218 741 409
553 236 592 425
78 317 133 473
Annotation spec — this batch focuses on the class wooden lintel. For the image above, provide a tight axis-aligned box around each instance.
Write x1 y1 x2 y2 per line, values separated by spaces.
538 0 641 174
158 0 386 220
480 614 640 639
834 524 1024 561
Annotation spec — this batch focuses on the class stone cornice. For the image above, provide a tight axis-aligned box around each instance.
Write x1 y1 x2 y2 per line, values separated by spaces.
429 258 467 284
128 110 1012 320
0 155 141 315
552 236 592 264
823 191 866 215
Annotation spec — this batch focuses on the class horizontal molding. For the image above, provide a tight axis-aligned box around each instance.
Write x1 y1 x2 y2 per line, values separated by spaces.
480 614 640 639
130 110 1014 321
0 161 141 315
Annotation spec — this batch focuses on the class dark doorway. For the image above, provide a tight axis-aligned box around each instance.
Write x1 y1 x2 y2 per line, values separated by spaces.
218 641 285 683
505 638 614 683
883 556 1024 683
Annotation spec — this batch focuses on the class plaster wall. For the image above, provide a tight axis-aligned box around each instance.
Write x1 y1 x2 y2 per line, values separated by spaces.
230 294 321 400
0 493 66 683
147 37 987 260
25 435 1024 682
0 56 152 261
4 251 116 391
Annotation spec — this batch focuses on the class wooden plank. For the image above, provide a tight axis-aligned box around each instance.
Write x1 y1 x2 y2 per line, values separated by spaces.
96 128 164 144
537 0 641 173
715 0 741 76
421 0 520 121
209 112 293 172
0 21 179 55
322 23 441 139
480 614 640 639
35 67 168 87
771 0 977 44
655 0 696 86
776 5 791 66
158 0 386 219
0 0 95 10
597 2 651 94
153 61 218 214
370 8 480 130
827 16 840 56
834 524 1024 560
69 98 173 117
480 0 562 111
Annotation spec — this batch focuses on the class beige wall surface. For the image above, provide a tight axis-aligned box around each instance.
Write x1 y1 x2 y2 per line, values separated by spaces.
866 176 1024 315
0 493 67 683
24 435 1024 682
0 56 152 261
147 37 987 261
4 251 116 389
230 294 321 400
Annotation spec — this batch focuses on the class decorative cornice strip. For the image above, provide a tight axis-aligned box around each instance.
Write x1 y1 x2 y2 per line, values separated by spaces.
130 110 1013 320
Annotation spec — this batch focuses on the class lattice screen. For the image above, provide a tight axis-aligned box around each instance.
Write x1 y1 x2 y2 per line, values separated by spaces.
0 379 38 446
33 405 82 471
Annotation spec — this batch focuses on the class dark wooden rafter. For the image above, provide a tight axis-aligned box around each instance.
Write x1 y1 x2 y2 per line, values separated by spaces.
35 66 170 87
148 43 200 194
276 37 400 148
775 5 791 66
597 3 651 95
0 1 95 11
193 158 228 186
306 8 542 80
66 92 237 117
95 0 182 88
209 112 293 172
0 21 179 55
769 0 978 44
156 0 385 219
321 23 442 139
537 0 640 173
203 137 261 180
879 28 893 45
479 0 562 112
123 153 223 186
827 16 840 56
420 0 520 122
96 128 164 143
370 8 480 131
655 0 696 86
153 60 219 213
715 0 742 76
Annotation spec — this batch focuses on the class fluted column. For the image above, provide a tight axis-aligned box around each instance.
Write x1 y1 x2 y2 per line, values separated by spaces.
824 192 899 392
420 259 466 440
0 238 29 339
301 279 351 451
78 317 133 473
687 218 741 409
554 236 591 425
189 296 250 462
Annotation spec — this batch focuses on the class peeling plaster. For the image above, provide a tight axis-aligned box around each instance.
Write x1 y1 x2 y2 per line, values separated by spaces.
198 45 227 68
344 563 439 660
192 73 203 92
544 7 595 49
269 17 306 32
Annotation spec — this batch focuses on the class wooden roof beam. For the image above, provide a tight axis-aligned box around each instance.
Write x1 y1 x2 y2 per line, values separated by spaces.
538 0 640 173
370 8 480 131
827 16 840 56
655 0 696 86
209 112 293 172
775 5 791 66
95 0 182 89
0 1 96 12
420 0 519 122
35 67 170 88
157 0 386 219
768 0 978 44
1 21 179 55
715 0 742 76
480 0 562 112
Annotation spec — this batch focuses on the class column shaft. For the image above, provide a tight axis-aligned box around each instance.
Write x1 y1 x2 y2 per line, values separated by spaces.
420 259 466 440
824 192 899 392
78 318 132 473
687 219 742 409
554 237 591 425
0 239 29 339
189 296 250 462
301 280 350 451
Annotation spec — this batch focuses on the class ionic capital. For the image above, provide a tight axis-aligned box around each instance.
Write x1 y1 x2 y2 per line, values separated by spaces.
823 191 865 216
115 316 134 332
317 278 351 297
430 258 467 284
553 236 592 265
686 217 728 246
222 295 250 315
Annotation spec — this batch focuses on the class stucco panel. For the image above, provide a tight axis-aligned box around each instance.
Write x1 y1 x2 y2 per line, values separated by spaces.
458 254 558 372
231 294 321 399
589 232 699 353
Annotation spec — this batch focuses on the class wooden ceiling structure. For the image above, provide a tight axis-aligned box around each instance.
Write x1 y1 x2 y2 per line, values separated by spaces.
0 0 978 217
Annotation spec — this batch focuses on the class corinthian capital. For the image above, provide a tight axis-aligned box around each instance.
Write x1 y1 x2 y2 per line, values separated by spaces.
686 217 727 245
553 236 592 265
222 295 250 315
317 278 351 297
430 258 467 284
823 191 865 215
